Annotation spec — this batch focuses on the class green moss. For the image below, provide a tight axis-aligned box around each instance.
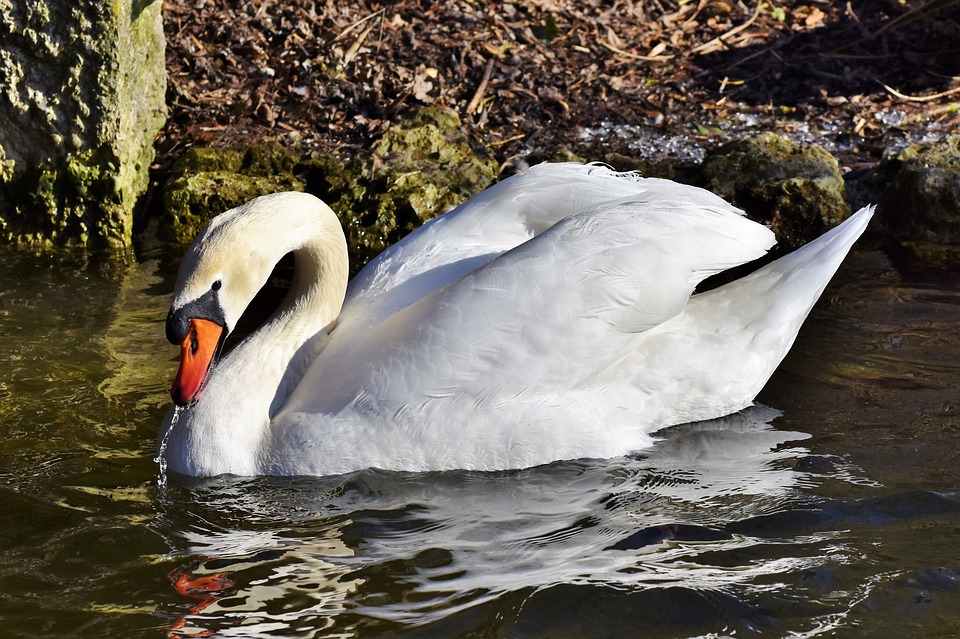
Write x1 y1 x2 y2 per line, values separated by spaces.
240 142 300 176
699 133 850 248
169 147 245 175
162 170 304 246
299 107 497 271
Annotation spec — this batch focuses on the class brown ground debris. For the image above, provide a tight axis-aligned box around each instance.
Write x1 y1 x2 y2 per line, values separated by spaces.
158 0 960 173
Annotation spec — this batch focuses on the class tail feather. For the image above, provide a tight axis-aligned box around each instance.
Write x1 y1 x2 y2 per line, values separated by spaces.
604 206 874 428
728 205 875 312
684 205 874 412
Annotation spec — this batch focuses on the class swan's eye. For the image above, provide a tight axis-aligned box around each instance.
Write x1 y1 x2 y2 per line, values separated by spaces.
211 280 222 292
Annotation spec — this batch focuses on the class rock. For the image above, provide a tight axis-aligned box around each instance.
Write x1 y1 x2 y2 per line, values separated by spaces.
0 0 166 247
297 153 375 272
877 137 960 265
369 107 498 234
301 107 498 270
699 133 851 248
161 144 304 246
162 108 497 267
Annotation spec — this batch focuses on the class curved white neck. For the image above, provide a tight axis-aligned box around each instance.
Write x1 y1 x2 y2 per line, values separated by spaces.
226 226 349 416
163 198 349 476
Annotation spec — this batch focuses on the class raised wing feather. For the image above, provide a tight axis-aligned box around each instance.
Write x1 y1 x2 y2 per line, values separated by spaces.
338 162 759 332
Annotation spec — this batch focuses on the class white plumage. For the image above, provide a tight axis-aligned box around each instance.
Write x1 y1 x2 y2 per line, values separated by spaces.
159 162 872 476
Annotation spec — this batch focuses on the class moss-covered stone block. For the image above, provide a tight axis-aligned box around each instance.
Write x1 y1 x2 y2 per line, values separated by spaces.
369 106 498 228
0 0 166 247
699 133 850 248
877 137 960 253
161 145 305 246
300 107 498 270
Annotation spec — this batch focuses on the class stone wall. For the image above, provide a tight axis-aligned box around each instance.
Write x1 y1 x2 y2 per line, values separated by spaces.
0 0 166 246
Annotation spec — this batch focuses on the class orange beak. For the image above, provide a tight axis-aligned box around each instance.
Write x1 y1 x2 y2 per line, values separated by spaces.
171 318 224 406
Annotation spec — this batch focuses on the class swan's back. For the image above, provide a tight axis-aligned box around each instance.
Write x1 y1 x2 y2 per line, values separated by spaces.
314 164 780 409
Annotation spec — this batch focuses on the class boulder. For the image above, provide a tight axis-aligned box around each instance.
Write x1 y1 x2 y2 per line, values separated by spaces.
300 107 498 270
0 0 167 246
877 137 960 264
699 133 850 248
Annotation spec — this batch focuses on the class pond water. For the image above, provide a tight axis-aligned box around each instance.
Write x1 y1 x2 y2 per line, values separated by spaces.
1 240 959 638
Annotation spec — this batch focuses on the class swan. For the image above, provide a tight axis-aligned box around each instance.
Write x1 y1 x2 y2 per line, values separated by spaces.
159 162 872 477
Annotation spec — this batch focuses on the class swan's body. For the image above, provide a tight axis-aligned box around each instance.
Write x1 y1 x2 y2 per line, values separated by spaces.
160 162 872 477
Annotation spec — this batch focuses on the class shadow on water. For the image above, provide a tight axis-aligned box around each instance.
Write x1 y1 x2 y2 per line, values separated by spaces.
1 243 960 638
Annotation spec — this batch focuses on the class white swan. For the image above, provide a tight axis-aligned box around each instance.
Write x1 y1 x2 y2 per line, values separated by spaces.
159 162 872 477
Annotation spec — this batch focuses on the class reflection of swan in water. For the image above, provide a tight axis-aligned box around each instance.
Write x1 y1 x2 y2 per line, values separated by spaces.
159 407 838 636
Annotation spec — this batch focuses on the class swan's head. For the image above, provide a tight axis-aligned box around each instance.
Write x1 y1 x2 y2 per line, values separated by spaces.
165 192 321 406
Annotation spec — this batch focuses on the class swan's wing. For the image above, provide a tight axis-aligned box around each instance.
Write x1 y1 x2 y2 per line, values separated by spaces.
338 162 754 332
281 192 775 417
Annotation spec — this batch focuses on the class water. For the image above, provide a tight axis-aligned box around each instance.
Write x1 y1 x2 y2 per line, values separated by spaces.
1 243 959 638
156 406 184 488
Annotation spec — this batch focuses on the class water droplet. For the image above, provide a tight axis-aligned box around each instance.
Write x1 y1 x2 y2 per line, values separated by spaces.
154 405 184 487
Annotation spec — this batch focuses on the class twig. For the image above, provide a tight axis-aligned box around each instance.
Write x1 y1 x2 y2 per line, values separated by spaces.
692 1 765 55
870 0 960 39
681 0 711 28
331 8 385 43
341 22 374 69
486 133 526 148
881 82 960 103
598 39 673 62
466 58 495 116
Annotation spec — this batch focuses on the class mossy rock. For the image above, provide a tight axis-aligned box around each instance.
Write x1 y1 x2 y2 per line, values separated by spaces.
877 137 960 258
699 133 850 248
169 143 299 178
160 143 305 246
161 109 497 267
297 153 383 271
162 170 304 247
0 0 166 247
300 107 498 271
369 106 497 227
168 147 245 175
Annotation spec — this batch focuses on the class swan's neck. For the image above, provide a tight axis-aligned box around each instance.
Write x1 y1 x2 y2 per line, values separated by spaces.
166 204 349 476
254 227 350 413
